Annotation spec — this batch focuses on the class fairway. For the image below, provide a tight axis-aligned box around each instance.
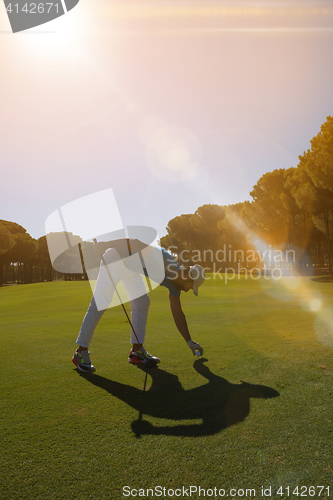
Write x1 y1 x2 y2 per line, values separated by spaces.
1 276 333 500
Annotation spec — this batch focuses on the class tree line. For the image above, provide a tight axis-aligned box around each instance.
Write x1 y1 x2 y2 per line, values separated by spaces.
160 115 333 273
0 221 86 286
1 115 332 286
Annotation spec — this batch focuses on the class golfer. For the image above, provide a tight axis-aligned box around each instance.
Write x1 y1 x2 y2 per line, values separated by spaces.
72 239 205 372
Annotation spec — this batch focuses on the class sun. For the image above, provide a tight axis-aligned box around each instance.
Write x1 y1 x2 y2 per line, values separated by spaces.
16 4 87 61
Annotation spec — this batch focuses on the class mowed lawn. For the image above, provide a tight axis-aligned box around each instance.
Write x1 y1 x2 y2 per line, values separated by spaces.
1 275 333 500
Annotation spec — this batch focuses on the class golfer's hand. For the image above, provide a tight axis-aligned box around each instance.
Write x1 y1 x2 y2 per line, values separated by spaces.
187 339 203 356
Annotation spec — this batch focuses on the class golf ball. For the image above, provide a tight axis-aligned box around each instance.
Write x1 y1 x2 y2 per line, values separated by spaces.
196 351 201 357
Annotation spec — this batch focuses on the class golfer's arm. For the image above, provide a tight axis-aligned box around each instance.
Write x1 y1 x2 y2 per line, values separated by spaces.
169 293 191 343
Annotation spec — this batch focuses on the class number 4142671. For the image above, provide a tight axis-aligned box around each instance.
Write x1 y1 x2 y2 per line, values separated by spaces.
277 486 330 496
5 3 59 14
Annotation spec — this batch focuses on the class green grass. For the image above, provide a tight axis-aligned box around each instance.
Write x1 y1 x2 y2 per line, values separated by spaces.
1 276 333 499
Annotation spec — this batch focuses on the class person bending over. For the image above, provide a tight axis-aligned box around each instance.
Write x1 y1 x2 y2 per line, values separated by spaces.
72 239 205 372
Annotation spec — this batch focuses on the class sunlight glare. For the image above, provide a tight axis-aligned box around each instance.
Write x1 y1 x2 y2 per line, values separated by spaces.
309 298 322 313
17 7 87 61
138 116 200 181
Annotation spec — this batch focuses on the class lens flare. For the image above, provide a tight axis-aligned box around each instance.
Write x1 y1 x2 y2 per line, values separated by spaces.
309 298 322 313
227 212 333 350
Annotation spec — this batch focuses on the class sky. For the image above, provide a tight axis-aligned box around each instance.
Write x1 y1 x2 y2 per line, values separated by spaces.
1 0 333 242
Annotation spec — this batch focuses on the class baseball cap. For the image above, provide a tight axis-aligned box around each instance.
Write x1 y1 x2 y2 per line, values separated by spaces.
188 265 206 296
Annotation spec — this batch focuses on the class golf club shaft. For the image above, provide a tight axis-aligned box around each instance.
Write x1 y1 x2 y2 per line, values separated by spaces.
93 239 143 351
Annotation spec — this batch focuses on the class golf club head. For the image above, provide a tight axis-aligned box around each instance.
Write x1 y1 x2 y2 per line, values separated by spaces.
143 358 159 368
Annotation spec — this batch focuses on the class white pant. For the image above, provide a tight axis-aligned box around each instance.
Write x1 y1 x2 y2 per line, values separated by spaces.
76 248 150 347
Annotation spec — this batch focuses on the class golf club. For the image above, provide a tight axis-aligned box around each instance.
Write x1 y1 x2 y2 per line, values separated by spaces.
93 238 158 368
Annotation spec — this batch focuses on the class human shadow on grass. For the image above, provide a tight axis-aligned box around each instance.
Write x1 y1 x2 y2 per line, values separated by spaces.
77 358 279 437
311 276 333 283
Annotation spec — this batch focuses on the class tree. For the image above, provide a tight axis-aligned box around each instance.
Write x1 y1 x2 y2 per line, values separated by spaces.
302 115 333 193
0 222 15 285
160 207 228 268
284 168 313 244
9 233 37 283
0 220 28 285
291 162 333 272
247 169 298 247
195 204 226 254
0 222 15 255
0 219 26 234
217 203 254 269
162 214 203 256
294 117 333 272
36 236 53 281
